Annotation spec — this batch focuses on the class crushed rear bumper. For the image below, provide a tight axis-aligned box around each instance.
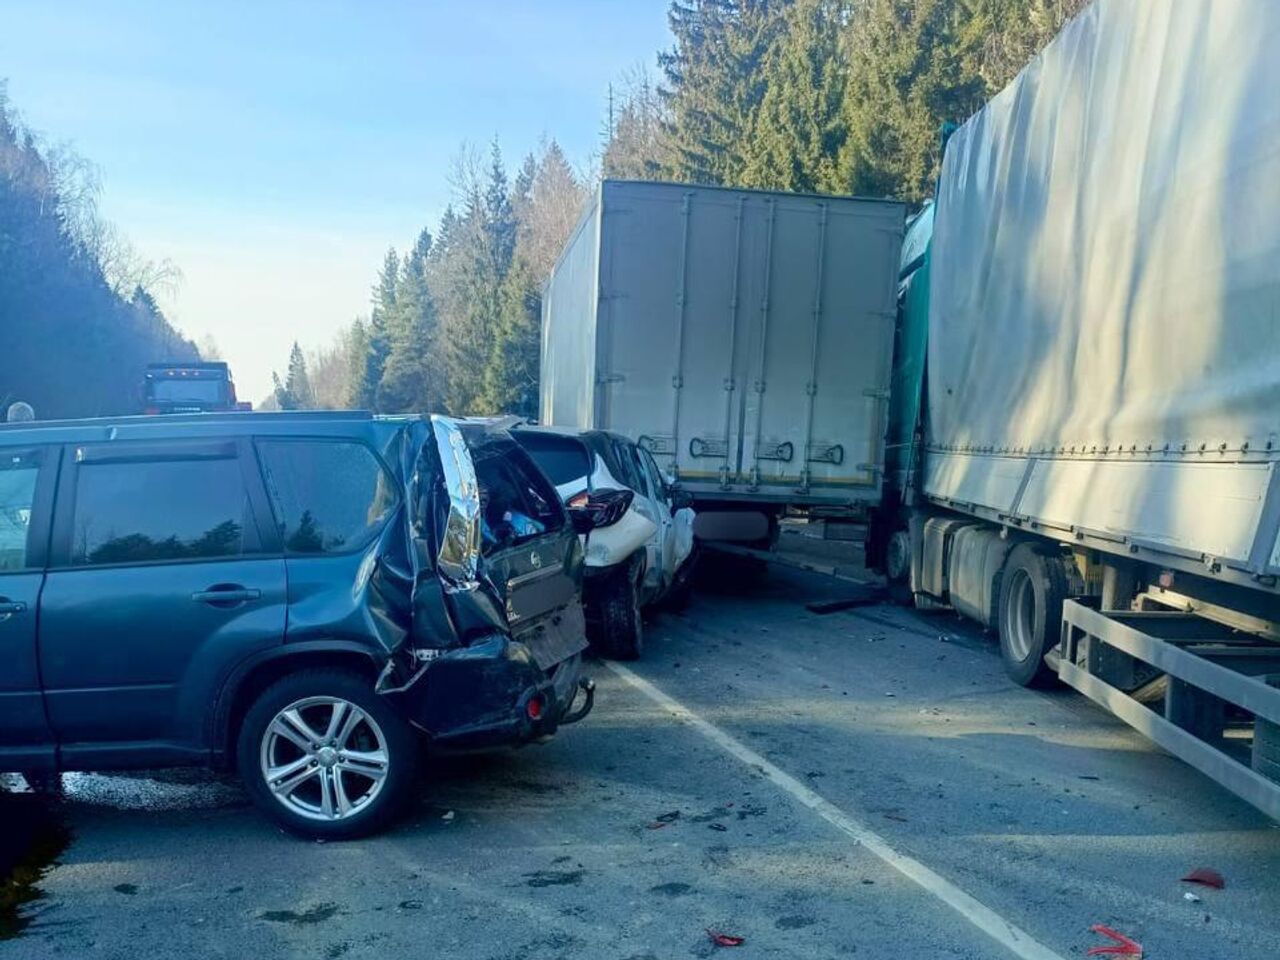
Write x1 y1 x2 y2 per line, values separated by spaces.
380 636 592 750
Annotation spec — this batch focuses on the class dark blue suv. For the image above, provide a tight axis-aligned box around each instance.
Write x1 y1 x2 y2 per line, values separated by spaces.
0 411 593 837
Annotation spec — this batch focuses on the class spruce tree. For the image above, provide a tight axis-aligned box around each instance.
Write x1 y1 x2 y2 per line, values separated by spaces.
839 0 983 202
659 0 787 185
741 0 846 193
484 256 541 419
344 318 372 408
285 341 314 409
378 228 438 412
361 248 400 411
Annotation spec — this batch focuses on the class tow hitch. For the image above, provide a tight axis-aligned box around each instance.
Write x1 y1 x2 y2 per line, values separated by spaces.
561 677 595 725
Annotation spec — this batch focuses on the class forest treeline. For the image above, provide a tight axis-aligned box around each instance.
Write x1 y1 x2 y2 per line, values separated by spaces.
277 0 1087 420
3 1 1086 421
0 84 196 420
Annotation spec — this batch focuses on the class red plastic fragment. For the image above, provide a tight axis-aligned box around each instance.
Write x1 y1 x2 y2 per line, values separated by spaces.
1087 924 1143 957
706 929 745 947
1181 867 1225 890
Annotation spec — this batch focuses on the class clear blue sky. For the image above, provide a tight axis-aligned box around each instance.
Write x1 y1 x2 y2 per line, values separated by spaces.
1 0 671 401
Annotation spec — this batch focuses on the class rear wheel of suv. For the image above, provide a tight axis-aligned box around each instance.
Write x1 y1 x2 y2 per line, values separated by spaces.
595 554 644 660
237 668 419 839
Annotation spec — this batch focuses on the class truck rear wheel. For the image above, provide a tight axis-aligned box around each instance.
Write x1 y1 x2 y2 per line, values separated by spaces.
997 543 1069 687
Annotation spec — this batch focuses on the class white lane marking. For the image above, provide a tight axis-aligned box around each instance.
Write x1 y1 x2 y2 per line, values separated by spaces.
606 661 1069 960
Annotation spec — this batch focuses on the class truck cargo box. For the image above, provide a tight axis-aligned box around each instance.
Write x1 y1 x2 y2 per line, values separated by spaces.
924 0 1280 591
541 180 905 510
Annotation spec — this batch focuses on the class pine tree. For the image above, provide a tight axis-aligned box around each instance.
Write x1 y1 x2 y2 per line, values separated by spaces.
378 228 438 412
659 0 787 185
360 248 400 411
741 0 846 193
484 139 518 270
484 256 541 419
839 0 983 202
284 341 314 409
344 318 372 408
271 372 296 411
438 143 518 415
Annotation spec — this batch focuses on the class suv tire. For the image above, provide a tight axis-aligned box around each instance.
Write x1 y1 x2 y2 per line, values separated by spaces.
595 554 645 660
237 668 419 839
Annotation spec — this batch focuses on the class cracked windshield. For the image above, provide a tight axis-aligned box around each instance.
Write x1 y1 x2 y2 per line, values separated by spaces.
2 2 1278 958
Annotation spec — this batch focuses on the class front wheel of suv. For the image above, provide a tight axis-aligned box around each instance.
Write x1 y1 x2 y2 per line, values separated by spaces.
236 668 420 839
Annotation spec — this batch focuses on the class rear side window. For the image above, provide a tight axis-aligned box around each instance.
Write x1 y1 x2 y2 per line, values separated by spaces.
638 448 668 501
256 440 398 554
625 443 654 498
598 436 642 491
472 446 565 555
512 432 590 489
0 449 41 571
70 456 253 566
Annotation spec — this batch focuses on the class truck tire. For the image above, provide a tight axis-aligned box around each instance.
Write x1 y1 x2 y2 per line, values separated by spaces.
237 668 420 840
595 554 644 660
997 542 1069 687
885 529 913 605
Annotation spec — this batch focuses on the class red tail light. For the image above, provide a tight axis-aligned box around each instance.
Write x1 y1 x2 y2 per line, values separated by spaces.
567 490 590 508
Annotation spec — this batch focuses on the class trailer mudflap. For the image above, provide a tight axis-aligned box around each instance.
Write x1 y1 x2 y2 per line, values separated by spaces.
1059 600 1280 821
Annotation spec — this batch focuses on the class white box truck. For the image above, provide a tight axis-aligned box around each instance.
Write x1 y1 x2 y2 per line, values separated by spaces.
870 0 1280 818
541 180 905 540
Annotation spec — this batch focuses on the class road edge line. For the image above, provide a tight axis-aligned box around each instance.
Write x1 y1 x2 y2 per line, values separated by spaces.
606 661 1068 960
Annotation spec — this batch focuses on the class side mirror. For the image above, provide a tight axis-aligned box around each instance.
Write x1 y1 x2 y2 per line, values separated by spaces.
567 488 634 534
669 487 694 511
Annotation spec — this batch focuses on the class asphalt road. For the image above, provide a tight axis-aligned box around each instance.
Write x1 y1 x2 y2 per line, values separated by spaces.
5 563 1280 959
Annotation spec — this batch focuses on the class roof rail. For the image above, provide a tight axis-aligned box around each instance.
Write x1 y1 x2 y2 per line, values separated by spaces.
0 409 375 431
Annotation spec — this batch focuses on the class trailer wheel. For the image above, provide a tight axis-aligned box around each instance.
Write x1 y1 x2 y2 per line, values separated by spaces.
997 543 1069 687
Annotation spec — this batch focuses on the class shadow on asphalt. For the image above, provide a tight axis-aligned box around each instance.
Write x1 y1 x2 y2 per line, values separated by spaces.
0 777 71 940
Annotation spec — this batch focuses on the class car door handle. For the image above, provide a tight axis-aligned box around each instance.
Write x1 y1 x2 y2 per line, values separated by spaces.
0 600 27 616
191 587 261 606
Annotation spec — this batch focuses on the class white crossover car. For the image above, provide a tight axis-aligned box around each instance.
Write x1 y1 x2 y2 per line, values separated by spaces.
512 425 696 659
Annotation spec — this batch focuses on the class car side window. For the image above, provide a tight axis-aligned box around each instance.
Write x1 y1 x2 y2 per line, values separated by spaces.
638 448 668 503
256 440 398 555
70 455 254 566
628 444 655 500
609 438 643 492
472 448 564 555
0 448 41 571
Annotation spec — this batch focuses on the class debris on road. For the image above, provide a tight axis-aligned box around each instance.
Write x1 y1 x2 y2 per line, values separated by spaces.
804 588 886 614
441 810 455 822
1181 867 1225 890
706 928 745 947
1184 891 1202 903
1087 924 1143 956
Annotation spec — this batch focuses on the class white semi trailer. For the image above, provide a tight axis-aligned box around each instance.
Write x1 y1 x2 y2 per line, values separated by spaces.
871 0 1280 817
540 180 905 541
